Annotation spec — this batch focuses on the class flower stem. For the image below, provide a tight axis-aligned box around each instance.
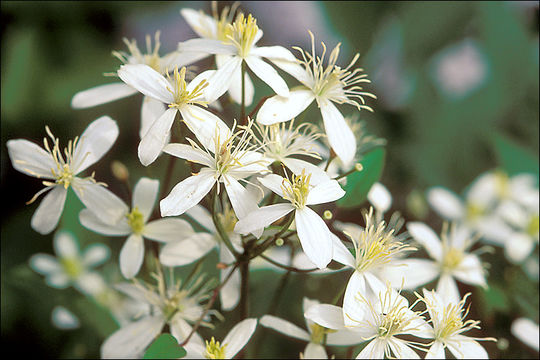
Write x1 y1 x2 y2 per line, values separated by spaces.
248 213 295 261
239 260 249 319
211 187 239 259
241 60 246 125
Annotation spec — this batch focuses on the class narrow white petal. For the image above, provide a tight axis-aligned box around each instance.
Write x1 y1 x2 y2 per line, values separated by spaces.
7 139 56 179
72 116 119 173
223 175 258 220
79 209 131 236
75 272 107 296
119 234 145 279
117 64 173 103
343 272 367 328
505 233 534 264
204 56 242 103
283 158 330 186
303 343 327 359
46 272 71 289
251 45 298 62
427 187 465 220
245 55 289 97
82 244 110 268
218 54 255 106
177 38 236 56
331 234 356 268
51 306 80 330
140 96 166 139
512 318 540 351
185 204 216 233
144 218 195 243
234 203 294 235
356 338 386 359
367 182 392 213
295 207 333 269
258 174 286 198
170 315 204 347
223 318 258 359
53 230 78 259
327 329 363 346
436 274 460 305
179 104 231 153
72 178 128 225
29 254 60 275
138 108 177 166
407 222 443 262
219 246 241 311
446 336 488 359
306 179 345 205
466 172 498 207
259 315 310 341
162 50 210 70
180 8 217 38
132 177 159 222
426 341 446 359
163 143 214 167
453 254 486 286
304 304 345 330
388 338 420 359
71 82 137 109
160 171 216 217
319 100 356 166
101 315 164 359
31 186 67 235
379 259 439 289
256 89 314 125
159 233 216 267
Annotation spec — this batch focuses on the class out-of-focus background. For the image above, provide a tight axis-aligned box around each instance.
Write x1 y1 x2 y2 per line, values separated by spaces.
1 1 538 358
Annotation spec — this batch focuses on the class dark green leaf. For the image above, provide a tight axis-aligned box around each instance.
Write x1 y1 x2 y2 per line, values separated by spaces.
494 132 539 178
143 334 187 359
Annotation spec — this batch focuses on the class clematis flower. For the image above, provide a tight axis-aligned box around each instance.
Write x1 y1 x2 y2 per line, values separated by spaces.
7 116 126 234
79 177 197 279
257 31 376 166
261 297 360 359
29 230 109 296
117 64 230 166
511 318 539 352
420 290 495 359
234 171 345 269
183 318 258 359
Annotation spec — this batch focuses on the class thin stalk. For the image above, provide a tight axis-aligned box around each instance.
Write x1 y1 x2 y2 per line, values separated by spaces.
241 60 246 125
248 213 295 261
211 187 239 258
239 260 249 319
259 254 318 273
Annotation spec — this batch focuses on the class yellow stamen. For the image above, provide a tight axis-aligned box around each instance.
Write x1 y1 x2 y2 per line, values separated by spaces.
204 337 227 359
224 13 259 57
281 169 312 209
126 207 145 235
167 66 209 108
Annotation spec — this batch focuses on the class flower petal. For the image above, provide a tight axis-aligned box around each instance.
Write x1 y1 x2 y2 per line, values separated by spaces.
245 55 289 97
259 315 310 341
163 143 214 167
179 104 231 153
51 306 80 330
159 233 216 267
217 54 255 106
234 203 294 235
180 8 217 38
436 274 460 305
185 204 216 233
140 96 166 139
223 175 259 220
505 233 534 264
46 272 71 289
304 304 345 330
144 218 195 243
282 158 330 185
327 329 363 346
170 315 204 347
258 174 286 197
306 179 345 205
343 272 366 327
446 336 488 359
426 341 446 359
29 254 60 275
31 186 67 235
407 222 443 262
223 318 258 359
367 182 392 213
71 82 137 109
295 207 333 269
82 244 110 268
160 171 216 217
204 56 242 103
79 209 131 236
512 318 540 351
219 246 241 311
453 254 486 287
117 64 173 103
72 178 128 225
119 234 145 279
331 234 356 268
132 177 160 222
256 88 314 125
319 100 356 166
177 38 236 56
427 187 465 221
7 139 56 179
138 108 177 166
356 338 386 359
303 343 327 359
388 338 420 359
381 259 439 289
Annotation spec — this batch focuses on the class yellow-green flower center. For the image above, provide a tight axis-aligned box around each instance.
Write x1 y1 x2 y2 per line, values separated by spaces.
494 171 509 199
167 66 209 109
204 337 227 359
466 202 485 221
224 13 259 58
527 215 539 238
163 291 187 322
281 170 311 209
309 323 336 344
217 207 238 234
61 257 83 278
126 207 145 235
441 247 463 272
56 164 74 189
378 313 403 338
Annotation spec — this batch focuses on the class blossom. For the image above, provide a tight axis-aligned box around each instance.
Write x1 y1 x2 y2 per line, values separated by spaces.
261 297 360 359
29 230 109 296
234 171 345 269
7 116 126 234
257 31 376 166
511 318 539 352
420 290 495 359
117 64 230 166
79 177 197 279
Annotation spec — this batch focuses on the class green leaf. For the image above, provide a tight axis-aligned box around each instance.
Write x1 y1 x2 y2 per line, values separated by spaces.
337 147 386 208
493 132 539 177
143 334 187 359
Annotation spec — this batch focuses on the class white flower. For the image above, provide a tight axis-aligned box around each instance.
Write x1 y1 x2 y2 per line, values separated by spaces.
159 204 242 311
79 177 196 279
51 306 80 330
117 64 230 166
511 318 539 352
29 230 109 296
367 182 392 220
183 318 258 359
421 290 494 359
7 116 126 234
179 12 294 102
159 121 269 234
234 172 345 269
257 31 376 166
101 267 211 359
261 297 361 359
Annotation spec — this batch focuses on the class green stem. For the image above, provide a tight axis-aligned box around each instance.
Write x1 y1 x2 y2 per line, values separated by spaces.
211 187 239 259
239 260 249 319
241 60 246 125
248 213 295 261
259 254 318 273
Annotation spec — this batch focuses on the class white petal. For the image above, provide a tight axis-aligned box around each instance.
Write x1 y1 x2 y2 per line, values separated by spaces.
446 336 488 359
259 315 310 341
46 272 70 289
51 306 80 330
223 318 258 359
79 209 131 236
138 108 177 166
71 82 137 109
256 89 314 125
7 139 56 179
180 8 217 38
31 186 67 235
170 315 204 347
132 177 160 221
223 175 259 220
140 96 166 139
258 174 286 197
185 204 216 233
177 38 236 56
204 56 242 103
72 178 128 225
251 45 299 62
437 274 460 305
505 233 534 264
29 254 60 275
163 143 214 167
367 182 392 213
306 180 345 205
160 171 216 217
380 259 439 290
159 233 216 266
356 339 386 359
295 207 333 269
304 304 345 330
282 158 330 185
407 222 443 262
388 338 420 359
119 234 145 279
453 254 486 287
343 272 367 328
246 55 289 97
144 218 195 243
117 64 173 103
218 54 254 106
234 203 294 235
82 243 110 268
303 343 327 359
331 234 356 268
54 231 79 258
319 100 356 166
427 187 465 220
466 172 498 208
326 329 363 346
101 315 164 359
219 246 241 311
511 318 540 351
426 341 446 359
179 104 231 153
72 116 119 173
162 50 210 71
75 272 107 296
